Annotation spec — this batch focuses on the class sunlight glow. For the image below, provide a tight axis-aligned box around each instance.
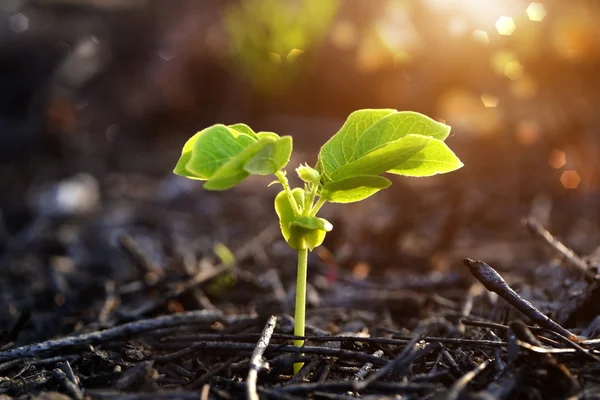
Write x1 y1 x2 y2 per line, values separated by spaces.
286 49 304 62
504 60 524 80
560 170 581 189
548 150 566 169
472 30 489 45
481 94 499 107
423 0 523 28
515 120 540 146
330 20 357 50
526 3 546 22
496 16 516 36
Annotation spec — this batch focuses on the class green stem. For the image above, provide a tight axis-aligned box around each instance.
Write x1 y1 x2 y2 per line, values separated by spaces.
275 170 301 217
293 247 308 374
309 197 327 217
304 183 318 216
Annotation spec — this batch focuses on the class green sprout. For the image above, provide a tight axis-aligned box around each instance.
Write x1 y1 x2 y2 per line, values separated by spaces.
173 109 463 373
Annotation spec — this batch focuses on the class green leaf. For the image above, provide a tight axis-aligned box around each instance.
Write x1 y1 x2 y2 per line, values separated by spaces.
274 190 331 250
275 188 305 241
331 134 431 181
389 139 463 177
320 175 391 203
244 136 293 175
186 124 257 179
173 130 205 178
317 109 396 180
352 112 451 160
289 216 332 250
257 131 281 141
229 123 259 140
203 139 275 190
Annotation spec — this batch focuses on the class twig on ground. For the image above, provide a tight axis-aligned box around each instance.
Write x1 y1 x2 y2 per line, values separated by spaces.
463 259 580 340
523 218 596 282
156 341 390 365
353 350 384 381
53 368 84 400
446 359 491 400
276 381 438 395
354 333 439 391
0 310 251 362
247 315 277 400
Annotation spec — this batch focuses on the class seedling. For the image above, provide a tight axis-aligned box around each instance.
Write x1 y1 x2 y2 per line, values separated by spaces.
174 109 463 372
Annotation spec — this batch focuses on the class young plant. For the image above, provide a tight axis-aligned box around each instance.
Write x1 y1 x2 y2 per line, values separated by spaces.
173 109 463 372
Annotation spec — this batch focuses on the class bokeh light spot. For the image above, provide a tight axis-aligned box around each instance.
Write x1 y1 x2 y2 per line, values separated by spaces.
268 52 281 64
330 20 357 50
9 13 28 33
526 3 546 22
491 51 517 75
504 60 524 80
448 18 468 37
548 149 566 169
510 74 538 99
472 30 489 45
515 120 540 146
560 170 581 189
393 51 412 66
438 89 501 137
352 262 370 280
286 49 304 63
496 16 515 36
481 94 499 107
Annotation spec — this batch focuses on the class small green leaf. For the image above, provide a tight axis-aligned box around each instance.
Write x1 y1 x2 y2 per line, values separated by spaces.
228 123 259 139
274 190 331 250
173 130 205 178
244 136 293 175
320 175 392 203
389 138 464 177
213 242 236 267
186 124 257 179
257 132 281 141
203 138 275 190
289 216 332 250
275 188 305 241
353 112 451 160
291 216 333 232
331 134 431 181
317 109 396 180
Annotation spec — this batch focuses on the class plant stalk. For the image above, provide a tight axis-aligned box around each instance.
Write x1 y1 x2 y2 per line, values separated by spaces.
275 170 301 217
309 197 327 217
293 247 308 374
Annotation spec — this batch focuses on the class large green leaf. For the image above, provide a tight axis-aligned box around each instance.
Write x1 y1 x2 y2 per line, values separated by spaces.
320 175 391 203
203 138 275 190
389 139 463 177
244 136 293 175
316 109 451 183
331 134 431 181
352 112 451 160
228 123 259 140
317 109 396 181
186 124 257 179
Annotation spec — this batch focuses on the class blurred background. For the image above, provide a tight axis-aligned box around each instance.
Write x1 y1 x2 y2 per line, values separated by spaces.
2 0 600 338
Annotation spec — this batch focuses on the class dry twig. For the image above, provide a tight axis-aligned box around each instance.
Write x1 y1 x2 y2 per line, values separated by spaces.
463 259 580 340
247 315 277 400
